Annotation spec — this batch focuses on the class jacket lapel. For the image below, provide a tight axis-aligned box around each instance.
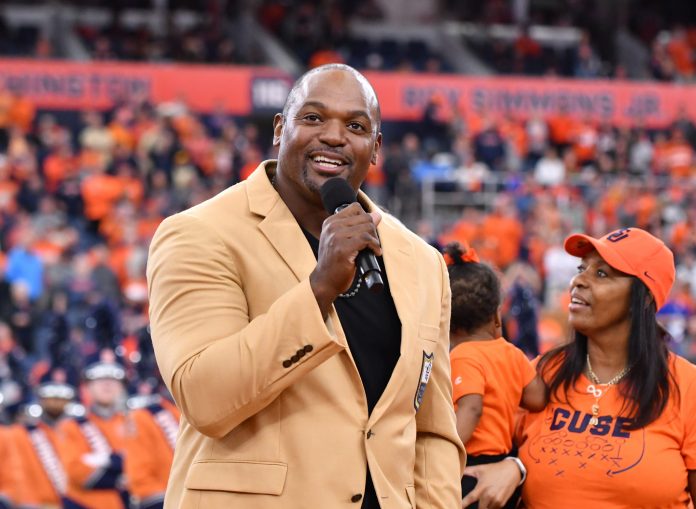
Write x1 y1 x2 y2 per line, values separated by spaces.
246 163 358 377
246 162 317 282
364 202 420 427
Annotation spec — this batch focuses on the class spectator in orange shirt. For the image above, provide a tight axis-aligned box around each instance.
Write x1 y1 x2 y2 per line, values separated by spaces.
572 116 598 167
0 424 24 509
43 144 77 193
108 107 136 152
633 190 658 229
81 163 124 232
57 361 129 509
0 158 18 214
667 27 694 79
547 105 577 153
124 386 180 509
478 196 523 270
0 426 26 509
439 207 482 249
12 381 75 508
671 208 696 258
664 128 694 178
446 242 546 509
0 85 12 139
7 92 35 134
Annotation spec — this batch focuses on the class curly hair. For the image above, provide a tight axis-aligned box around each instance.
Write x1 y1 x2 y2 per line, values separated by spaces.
445 243 501 334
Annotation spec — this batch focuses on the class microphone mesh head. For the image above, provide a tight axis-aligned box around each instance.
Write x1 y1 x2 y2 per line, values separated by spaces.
320 177 357 214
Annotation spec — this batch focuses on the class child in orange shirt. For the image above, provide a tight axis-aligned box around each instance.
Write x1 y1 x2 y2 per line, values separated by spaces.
445 242 546 509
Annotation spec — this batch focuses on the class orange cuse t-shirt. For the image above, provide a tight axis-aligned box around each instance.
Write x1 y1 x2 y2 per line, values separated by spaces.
518 354 696 508
450 337 536 455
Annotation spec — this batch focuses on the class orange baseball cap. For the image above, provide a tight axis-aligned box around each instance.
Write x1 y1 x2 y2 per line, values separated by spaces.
564 227 675 311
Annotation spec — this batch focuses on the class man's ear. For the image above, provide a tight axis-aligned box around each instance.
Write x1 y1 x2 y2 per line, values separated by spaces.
370 132 383 165
272 113 284 146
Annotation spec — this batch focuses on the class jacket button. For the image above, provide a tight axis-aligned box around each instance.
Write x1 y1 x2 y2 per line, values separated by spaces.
304 345 314 353
351 494 363 503
282 360 292 368
291 354 300 363
296 349 306 357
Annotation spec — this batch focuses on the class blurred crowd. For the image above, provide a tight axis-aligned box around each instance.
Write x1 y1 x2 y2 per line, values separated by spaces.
257 0 449 73
1 76 696 423
465 28 607 79
3 0 695 83
380 95 696 359
76 7 254 64
0 15 50 59
0 85 268 421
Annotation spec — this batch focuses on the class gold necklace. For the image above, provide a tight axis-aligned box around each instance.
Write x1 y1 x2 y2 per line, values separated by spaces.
585 354 631 426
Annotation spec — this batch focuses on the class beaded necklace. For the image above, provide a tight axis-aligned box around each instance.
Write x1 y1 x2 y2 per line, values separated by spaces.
338 274 362 298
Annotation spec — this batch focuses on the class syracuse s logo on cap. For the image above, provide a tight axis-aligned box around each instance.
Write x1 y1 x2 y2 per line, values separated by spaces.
606 228 631 243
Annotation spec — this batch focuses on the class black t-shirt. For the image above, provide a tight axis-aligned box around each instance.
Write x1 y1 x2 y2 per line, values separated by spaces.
302 229 402 509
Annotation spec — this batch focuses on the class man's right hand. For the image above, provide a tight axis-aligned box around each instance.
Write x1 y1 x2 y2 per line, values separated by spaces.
310 203 382 317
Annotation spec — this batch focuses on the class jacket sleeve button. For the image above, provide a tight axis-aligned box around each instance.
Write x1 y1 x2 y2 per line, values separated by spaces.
291 354 300 363
296 349 306 357
351 494 363 503
282 360 292 368
303 344 314 353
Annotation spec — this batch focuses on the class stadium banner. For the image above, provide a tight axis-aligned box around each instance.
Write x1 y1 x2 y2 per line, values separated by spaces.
0 59 291 115
0 59 694 126
364 71 696 127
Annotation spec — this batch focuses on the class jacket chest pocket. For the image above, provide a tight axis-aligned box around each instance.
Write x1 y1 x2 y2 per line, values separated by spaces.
418 323 439 344
185 460 288 495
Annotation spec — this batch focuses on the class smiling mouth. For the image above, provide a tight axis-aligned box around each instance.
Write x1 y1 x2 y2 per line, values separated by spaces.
570 296 589 308
310 154 347 170
309 154 348 176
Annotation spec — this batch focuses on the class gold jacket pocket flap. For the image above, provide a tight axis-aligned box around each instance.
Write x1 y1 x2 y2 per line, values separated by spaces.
418 323 439 342
185 460 288 495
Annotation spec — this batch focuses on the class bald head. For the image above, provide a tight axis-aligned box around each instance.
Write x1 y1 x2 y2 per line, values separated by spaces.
282 64 381 134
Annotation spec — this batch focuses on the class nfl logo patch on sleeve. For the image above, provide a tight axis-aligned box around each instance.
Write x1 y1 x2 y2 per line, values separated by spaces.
414 351 434 411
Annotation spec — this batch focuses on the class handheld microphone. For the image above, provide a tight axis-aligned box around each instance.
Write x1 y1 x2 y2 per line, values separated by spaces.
319 177 384 293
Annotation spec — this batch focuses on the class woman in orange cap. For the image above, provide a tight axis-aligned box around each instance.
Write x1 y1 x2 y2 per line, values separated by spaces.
461 227 696 509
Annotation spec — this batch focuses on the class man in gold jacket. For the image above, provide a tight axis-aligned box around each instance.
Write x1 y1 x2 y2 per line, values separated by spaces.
147 64 465 509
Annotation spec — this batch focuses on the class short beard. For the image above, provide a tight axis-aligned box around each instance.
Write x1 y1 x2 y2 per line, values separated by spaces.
301 163 323 201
